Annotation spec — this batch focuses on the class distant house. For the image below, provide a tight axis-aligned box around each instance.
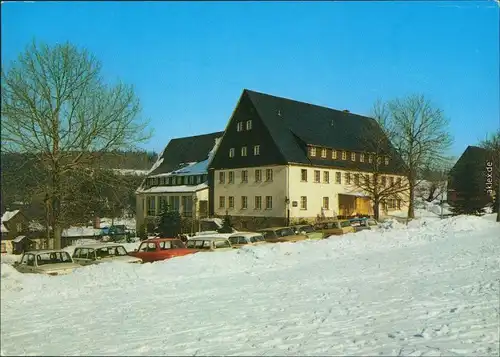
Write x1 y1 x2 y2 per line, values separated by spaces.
1 210 30 254
208 89 408 230
447 145 496 206
135 131 224 232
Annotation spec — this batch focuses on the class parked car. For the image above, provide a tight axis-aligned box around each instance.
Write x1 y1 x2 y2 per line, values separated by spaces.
349 217 379 232
129 238 197 263
291 224 323 240
228 232 267 248
14 250 81 276
314 220 355 238
257 227 308 243
186 236 233 252
72 243 142 266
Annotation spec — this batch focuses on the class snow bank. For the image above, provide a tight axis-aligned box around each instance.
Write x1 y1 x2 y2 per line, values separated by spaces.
1 254 20 265
1 215 499 356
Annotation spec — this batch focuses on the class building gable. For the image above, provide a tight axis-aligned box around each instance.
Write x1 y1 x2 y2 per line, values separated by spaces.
208 91 288 170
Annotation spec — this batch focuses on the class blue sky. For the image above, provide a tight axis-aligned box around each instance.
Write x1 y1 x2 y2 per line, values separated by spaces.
2 1 499 158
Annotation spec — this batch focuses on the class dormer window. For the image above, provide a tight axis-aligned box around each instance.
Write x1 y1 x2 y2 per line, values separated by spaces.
246 120 252 130
341 151 347 160
321 148 327 158
241 146 247 157
253 145 260 156
351 152 356 161
310 147 317 157
385 157 389 165
229 148 235 158
368 154 373 163
332 150 338 159
360 153 365 162
237 122 243 132
176 176 182 185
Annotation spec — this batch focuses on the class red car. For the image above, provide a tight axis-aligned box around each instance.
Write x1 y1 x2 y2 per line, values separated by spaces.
129 238 197 263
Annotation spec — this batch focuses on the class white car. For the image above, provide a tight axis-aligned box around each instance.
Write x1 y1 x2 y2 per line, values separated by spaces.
14 250 81 276
72 243 142 266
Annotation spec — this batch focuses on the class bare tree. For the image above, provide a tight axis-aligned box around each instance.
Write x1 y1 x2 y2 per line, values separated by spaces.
1 41 152 248
347 106 410 220
479 130 500 222
374 95 453 219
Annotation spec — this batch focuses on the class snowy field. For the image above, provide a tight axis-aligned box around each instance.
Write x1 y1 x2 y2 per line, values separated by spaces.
1 215 499 356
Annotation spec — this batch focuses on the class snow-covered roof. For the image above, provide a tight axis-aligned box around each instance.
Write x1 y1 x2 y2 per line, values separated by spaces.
112 169 149 176
1 223 9 233
137 183 208 194
149 159 210 178
13 236 27 243
1 210 20 222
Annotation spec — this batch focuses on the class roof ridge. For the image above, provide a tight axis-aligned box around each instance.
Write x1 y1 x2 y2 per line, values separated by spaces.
169 131 224 142
244 89 373 120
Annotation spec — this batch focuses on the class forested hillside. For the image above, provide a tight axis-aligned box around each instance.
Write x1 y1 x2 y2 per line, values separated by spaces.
1 150 157 223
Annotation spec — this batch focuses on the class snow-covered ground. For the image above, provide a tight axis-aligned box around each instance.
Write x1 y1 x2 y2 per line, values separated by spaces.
1 214 499 356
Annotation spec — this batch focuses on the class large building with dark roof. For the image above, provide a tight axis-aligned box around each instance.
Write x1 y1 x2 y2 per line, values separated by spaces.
208 89 409 229
135 131 224 232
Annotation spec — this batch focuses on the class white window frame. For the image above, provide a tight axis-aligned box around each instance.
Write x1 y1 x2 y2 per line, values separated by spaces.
254 196 262 210
342 151 347 160
241 146 247 157
246 120 252 130
265 196 272 210
241 196 248 209
228 196 234 209
266 169 273 182
236 122 243 132
310 147 317 157
219 196 225 209
229 148 235 158
360 153 365 162
321 148 327 158
301 169 308 182
253 145 260 156
323 171 329 183
300 196 307 210
219 172 225 184
314 170 320 183
241 170 248 183
323 197 329 210
255 169 262 182
332 150 337 159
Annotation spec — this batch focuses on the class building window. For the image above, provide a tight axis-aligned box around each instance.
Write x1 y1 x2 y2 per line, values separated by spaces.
323 171 329 183
266 169 273 182
196 175 202 184
323 197 329 210
342 151 347 160
219 172 225 184
397 199 402 210
354 173 360 185
254 196 262 210
188 176 195 185
385 157 389 165
345 172 351 185
310 147 317 157
255 169 262 182
237 122 243 132
389 177 394 186
335 172 341 184
300 196 307 210
147 197 156 216
16 223 22 232
314 170 320 183
253 145 260 156
183 176 188 185
377 156 382 165
241 170 248 183
228 171 234 184
332 150 338 159
301 169 308 182
381 176 387 187
321 148 327 158
360 153 365 163
241 146 247 157
219 196 225 209
229 148 235 158
265 196 272 210
241 196 248 209
246 120 252 130
351 152 356 161
396 177 402 186
228 196 234 209
369 154 373 163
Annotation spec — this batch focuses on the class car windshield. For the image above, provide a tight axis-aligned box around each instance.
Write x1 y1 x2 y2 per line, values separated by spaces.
96 246 127 258
36 252 73 265
251 235 264 242
340 221 352 228
299 225 314 233
277 228 295 237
